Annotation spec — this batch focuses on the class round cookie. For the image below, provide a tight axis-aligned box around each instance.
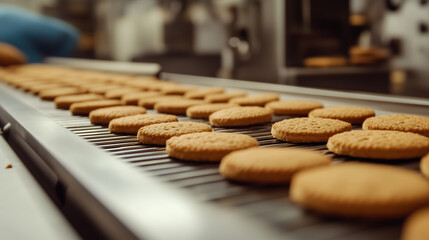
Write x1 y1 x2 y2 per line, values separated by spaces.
363 114 429 137
39 87 86 101
54 93 104 109
154 99 206 115
29 83 66 94
70 99 122 115
137 122 212 145
220 148 332 184
229 93 279 107
121 91 162 105
186 103 239 119
89 106 147 125
166 132 258 162
402 207 429 240
209 106 272 127
138 95 183 109
204 91 247 103
309 106 375 124
420 153 429 179
109 114 178 134
184 87 225 99
105 88 141 99
88 85 123 94
271 118 351 143
160 85 197 95
265 100 324 116
327 130 429 160
290 163 429 219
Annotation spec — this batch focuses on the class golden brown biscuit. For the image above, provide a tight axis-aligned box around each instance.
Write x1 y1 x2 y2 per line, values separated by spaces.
145 81 179 91
109 114 178 134
89 106 147 125
402 207 429 240
54 93 104 109
420 153 429 179
265 100 324 116
154 99 206 115
39 87 86 101
363 114 429 137
186 103 239 119
121 91 162 105
271 117 352 143
123 78 160 90
138 95 183 109
160 85 197 95
137 122 212 145
105 88 141 99
327 130 429 160
209 107 272 127
220 148 331 184
70 99 122 115
304 56 347 67
309 106 375 124
166 132 258 162
88 85 123 94
204 91 247 103
28 83 67 94
229 93 280 107
0 43 26 66
184 87 225 99
290 162 429 219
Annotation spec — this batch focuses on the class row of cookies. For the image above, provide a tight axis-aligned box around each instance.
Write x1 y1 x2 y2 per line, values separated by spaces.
2 65 429 238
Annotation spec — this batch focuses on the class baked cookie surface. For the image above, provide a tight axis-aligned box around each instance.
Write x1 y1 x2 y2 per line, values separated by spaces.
363 114 429 137
290 163 429 219
166 132 258 162
186 103 239 119
105 88 141 99
309 106 375 124
327 130 429 159
70 99 122 115
154 99 206 115
271 118 351 143
89 106 147 125
109 113 178 134
402 207 429 240
39 87 86 100
184 87 225 99
265 100 324 116
137 122 212 145
209 106 272 127
204 91 247 103
229 93 280 107
121 91 162 105
220 148 331 184
138 95 183 109
55 93 104 109
420 153 429 179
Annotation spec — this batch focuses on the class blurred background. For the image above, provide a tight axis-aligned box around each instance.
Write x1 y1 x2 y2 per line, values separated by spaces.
1 0 429 98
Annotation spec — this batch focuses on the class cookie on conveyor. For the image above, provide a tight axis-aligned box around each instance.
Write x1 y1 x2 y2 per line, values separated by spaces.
138 95 183 109
204 91 247 103
209 106 272 127
28 83 66 94
220 148 331 184
105 87 141 99
55 93 104 109
160 85 197 95
70 99 122 115
402 207 429 240
137 122 212 145
229 93 279 107
308 106 375 124
271 118 351 143
290 163 429 219
327 130 429 160
89 106 147 125
184 87 225 99
39 87 86 101
121 91 162 105
88 85 123 94
166 132 258 162
420 153 429 179
265 100 324 116
154 99 206 115
363 114 429 137
186 103 239 119
109 113 178 134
